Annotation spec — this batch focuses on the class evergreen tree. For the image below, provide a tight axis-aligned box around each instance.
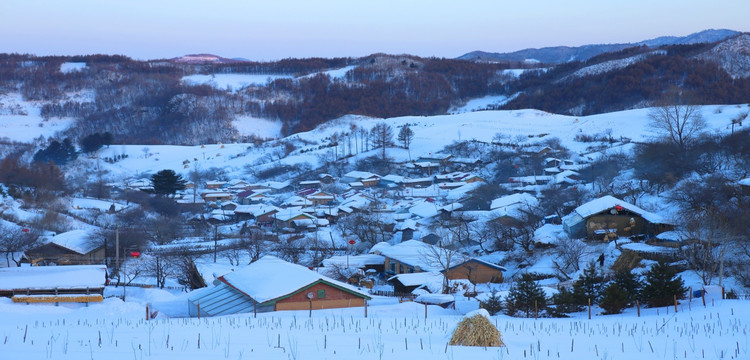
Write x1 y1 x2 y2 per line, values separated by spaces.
150 169 187 197
572 261 606 305
599 282 629 314
33 138 78 165
551 286 584 315
480 291 503 315
505 274 548 318
642 262 687 308
613 269 642 306
79 133 104 154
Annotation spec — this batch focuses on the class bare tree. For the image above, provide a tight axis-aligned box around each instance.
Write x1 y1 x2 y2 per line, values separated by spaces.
369 122 393 161
0 223 41 267
648 96 707 152
397 124 415 160
420 237 470 294
551 236 589 280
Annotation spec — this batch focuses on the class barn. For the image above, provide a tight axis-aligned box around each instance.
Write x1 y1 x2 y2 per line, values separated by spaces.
187 256 370 317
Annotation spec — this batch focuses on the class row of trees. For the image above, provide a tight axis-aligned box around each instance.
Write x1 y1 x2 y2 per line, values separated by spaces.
482 262 687 317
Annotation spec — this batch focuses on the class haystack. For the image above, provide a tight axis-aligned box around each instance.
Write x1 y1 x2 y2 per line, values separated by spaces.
449 309 504 347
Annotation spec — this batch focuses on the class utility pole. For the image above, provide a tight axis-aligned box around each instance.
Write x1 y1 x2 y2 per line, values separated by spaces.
214 225 218 263
115 224 120 274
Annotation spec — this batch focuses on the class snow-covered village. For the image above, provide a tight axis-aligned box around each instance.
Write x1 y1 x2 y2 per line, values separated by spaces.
2 2 750 359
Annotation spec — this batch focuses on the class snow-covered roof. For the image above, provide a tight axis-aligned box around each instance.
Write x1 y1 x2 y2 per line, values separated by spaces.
370 240 460 272
409 201 440 219
274 208 315 222
218 256 370 305
387 271 444 287
446 258 507 272
566 195 670 224
739 178 750 186
0 265 107 291
321 254 386 268
490 193 538 210
43 230 99 255
234 204 279 216
381 174 405 183
342 171 379 180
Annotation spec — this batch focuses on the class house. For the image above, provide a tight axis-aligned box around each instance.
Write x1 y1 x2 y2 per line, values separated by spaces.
369 240 465 275
442 258 506 284
489 193 539 225
322 254 386 273
562 195 674 240
403 177 433 188
306 191 335 206
274 209 317 231
388 272 444 295
318 174 335 184
201 191 234 202
299 180 321 189
236 189 271 205
0 265 107 299
27 230 105 265
379 174 405 189
340 171 380 184
233 204 279 225
205 180 228 189
393 219 417 241
187 256 371 317
416 153 453 169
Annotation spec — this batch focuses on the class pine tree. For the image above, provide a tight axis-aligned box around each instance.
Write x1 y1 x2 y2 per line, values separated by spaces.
505 274 548 318
150 169 187 197
480 291 503 315
599 282 629 314
613 269 642 306
551 286 584 315
572 261 606 305
642 262 687 308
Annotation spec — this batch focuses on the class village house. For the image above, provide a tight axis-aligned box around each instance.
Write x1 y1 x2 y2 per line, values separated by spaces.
489 193 539 225
26 230 105 265
562 195 674 240
233 204 279 226
236 189 272 205
200 191 234 202
187 256 370 317
442 258 506 284
306 191 335 206
369 240 462 276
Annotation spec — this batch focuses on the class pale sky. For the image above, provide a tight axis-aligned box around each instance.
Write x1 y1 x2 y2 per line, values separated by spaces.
1 0 748 61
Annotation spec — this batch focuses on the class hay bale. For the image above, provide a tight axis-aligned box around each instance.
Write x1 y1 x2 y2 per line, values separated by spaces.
449 309 504 347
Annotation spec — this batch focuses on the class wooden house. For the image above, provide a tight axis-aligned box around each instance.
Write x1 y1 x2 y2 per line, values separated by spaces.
370 240 465 276
187 256 370 317
443 258 506 284
562 195 674 240
201 191 234 202
307 191 335 206
27 230 105 265
274 209 317 231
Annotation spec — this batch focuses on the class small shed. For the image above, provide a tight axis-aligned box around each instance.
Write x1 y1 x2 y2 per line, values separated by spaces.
0 265 107 298
187 256 370 317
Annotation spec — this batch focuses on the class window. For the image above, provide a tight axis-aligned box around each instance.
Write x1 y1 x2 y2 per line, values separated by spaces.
389 262 396 272
317 290 325 299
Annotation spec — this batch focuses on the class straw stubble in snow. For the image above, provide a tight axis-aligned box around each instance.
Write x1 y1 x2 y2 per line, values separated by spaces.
0 298 748 359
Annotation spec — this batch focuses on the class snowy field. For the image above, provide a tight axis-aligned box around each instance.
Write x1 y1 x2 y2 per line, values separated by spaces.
0 293 746 360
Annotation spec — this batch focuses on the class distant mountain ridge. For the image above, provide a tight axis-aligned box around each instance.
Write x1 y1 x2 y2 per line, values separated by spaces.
458 29 740 64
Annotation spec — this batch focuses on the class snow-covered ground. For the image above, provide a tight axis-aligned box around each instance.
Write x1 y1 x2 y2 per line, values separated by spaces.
0 288 745 360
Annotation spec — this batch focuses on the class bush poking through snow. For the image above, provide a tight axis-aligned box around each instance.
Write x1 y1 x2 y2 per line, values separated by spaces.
449 309 504 347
